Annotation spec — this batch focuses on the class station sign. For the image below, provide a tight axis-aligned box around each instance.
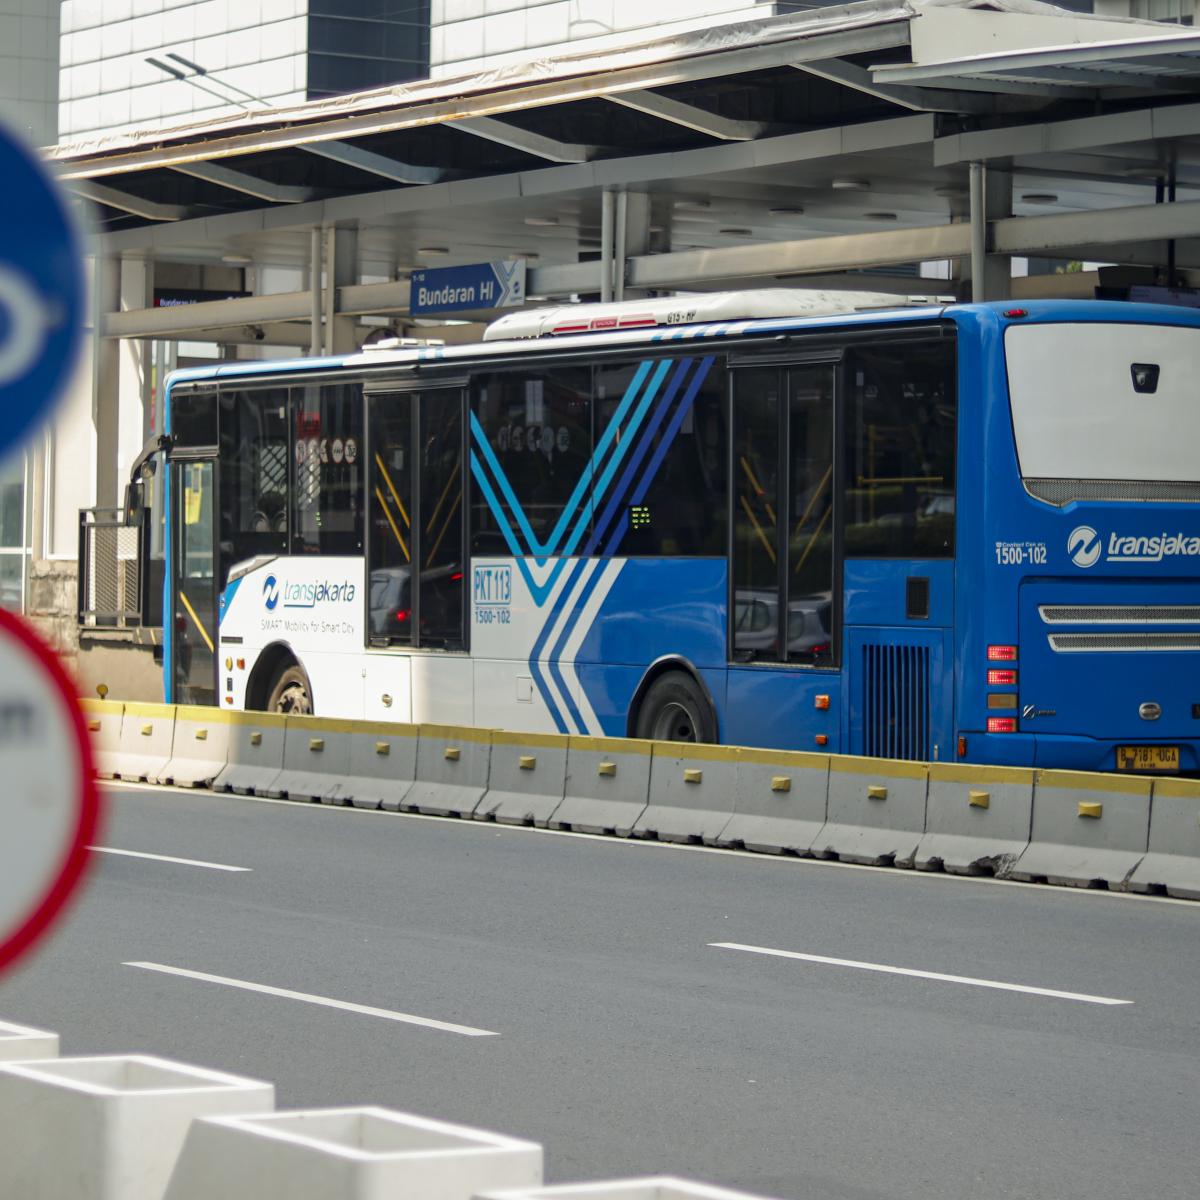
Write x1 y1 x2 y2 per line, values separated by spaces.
0 608 101 976
410 259 526 316
0 120 85 453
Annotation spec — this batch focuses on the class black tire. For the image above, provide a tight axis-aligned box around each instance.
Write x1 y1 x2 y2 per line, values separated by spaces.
634 671 716 744
264 663 313 715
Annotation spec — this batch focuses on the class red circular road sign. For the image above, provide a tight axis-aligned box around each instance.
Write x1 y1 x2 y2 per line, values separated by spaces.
0 606 101 976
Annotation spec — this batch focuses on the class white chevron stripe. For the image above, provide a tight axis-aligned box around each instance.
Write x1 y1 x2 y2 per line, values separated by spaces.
560 559 625 735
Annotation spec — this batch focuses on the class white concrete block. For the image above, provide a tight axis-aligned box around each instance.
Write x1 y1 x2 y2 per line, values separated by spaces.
164 1107 544 1200
0 1054 275 1200
0 1019 59 1061
477 1175 781 1200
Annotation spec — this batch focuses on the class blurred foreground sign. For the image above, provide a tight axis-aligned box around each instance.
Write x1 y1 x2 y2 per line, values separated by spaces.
0 608 99 976
0 120 84 453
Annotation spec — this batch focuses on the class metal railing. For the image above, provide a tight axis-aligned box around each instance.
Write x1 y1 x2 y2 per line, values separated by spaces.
78 507 145 628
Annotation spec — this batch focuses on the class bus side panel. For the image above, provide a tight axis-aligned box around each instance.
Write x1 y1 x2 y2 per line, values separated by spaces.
725 669 839 752
573 558 727 736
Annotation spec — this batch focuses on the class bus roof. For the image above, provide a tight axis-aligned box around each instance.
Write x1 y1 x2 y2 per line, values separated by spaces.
164 297 1200 389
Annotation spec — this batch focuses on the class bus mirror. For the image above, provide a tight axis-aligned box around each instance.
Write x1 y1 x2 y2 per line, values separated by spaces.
124 479 147 523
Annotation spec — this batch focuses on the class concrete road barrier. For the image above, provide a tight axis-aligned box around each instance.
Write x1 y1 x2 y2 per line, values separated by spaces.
713 749 829 855
328 721 419 811
0 1019 58 1061
109 702 176 783
633 743 738 845
407 725 493 817
1127 777 1200 900
549 735 653 837
475 730 570 827
81 699 124 780
813 756 929 867
1010 770 1150 889
162 706 232 788
164 1107 543 1200
915 763 1034 877
0 1054 273 1200
271 715 353 803
476 1176 778 1200
212 712 287 797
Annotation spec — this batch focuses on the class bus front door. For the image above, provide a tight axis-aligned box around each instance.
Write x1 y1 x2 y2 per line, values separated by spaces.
171 458 217 705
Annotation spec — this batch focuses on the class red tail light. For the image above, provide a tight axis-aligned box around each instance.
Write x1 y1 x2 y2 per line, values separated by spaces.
987 669 1017 685
987 717 1017 733
987 645 1017 661
395 609 410 622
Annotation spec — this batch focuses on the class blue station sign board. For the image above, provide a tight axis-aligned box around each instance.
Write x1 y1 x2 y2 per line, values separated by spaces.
0 121 84 454
410 259 526 316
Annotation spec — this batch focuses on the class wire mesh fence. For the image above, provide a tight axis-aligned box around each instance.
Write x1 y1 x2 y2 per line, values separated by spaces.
78 508 143 628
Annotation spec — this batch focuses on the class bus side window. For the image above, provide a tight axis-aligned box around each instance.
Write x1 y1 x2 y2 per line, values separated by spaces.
290 382 364 557
469 366 592 557
843 340 957 559
593 355 727 557
218 387 289 581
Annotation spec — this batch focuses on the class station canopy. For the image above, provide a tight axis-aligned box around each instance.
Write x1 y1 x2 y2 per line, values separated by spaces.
48 0 1200 318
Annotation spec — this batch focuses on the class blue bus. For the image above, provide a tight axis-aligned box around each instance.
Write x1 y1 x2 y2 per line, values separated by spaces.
142 291 1200 774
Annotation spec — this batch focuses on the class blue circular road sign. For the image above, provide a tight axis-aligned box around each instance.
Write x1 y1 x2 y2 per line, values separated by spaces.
0 122 84 455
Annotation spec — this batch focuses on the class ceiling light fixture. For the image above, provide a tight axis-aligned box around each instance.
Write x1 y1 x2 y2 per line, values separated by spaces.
770 206 805 216
417 246 449 256
1021 193 1058 205
832 178 870 191
523 216 560 226
719 227 753 236
221 253 252 264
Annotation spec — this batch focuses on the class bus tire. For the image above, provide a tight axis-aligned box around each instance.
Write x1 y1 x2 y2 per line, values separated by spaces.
264 663 313 715
634 671 715 744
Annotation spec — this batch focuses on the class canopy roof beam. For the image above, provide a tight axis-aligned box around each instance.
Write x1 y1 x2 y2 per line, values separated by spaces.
794 58 991 114
72 180 190 221
452 116 596 163
605 89 767 140
171 160 315 203
302 141 444 185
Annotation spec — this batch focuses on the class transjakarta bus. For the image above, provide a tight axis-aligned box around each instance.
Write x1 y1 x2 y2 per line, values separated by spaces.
147 292 1200 775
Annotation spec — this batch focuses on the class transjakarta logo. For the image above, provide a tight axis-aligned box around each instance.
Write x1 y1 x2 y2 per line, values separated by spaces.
262 573 356 609
1069 525 1200 567
1067 526 1101 569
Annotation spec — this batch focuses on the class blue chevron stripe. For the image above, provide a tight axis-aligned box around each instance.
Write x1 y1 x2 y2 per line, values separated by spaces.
603 356 715 557
585 357 693 555
526 556 590 733
468 359 655 563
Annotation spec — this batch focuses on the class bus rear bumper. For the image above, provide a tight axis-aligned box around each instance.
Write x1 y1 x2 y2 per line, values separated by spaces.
965 732 1200 775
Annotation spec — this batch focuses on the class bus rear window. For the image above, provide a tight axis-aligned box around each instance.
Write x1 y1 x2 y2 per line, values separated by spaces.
1006 322 1200 504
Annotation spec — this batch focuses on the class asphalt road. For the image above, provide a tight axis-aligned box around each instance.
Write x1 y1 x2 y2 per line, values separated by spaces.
2 784 1198 1200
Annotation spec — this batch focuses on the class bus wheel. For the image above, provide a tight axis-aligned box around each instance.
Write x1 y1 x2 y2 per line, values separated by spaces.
634 671 715 744
265 664 313 715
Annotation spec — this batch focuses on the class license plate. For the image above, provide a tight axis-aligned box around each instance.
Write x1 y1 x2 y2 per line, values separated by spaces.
1116 745 1179 772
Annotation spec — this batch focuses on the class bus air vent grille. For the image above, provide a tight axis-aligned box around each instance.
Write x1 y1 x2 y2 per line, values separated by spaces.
1040 605 1200 625
1049 633 1200 652
863 643 930 761
1025 479 1200 506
